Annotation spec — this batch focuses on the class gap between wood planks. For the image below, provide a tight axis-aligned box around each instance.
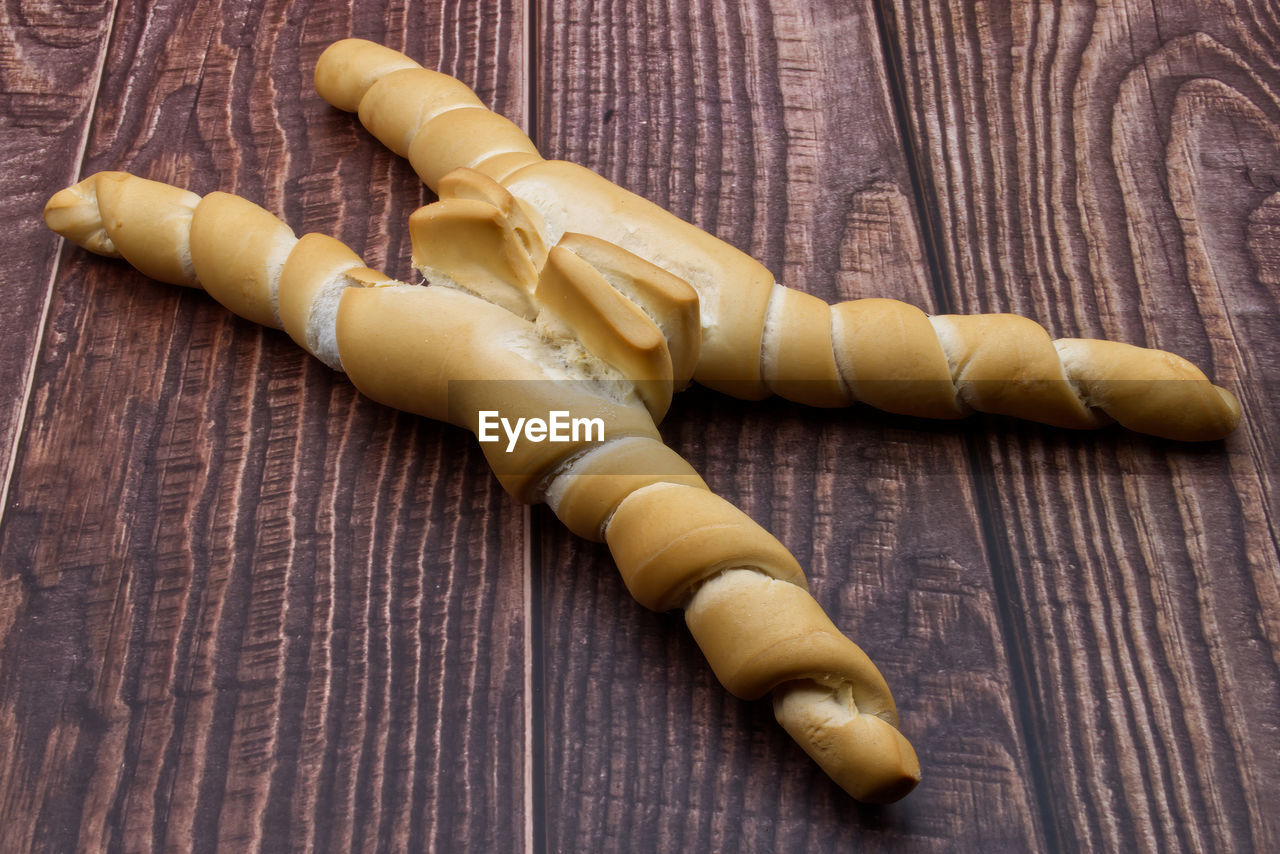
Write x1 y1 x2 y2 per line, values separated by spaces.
0 3 121 530
521 4 547 854
870 2 1058 848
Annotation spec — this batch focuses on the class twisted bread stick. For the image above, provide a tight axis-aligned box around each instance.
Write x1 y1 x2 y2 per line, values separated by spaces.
314 38 1241 441
45 171 920 802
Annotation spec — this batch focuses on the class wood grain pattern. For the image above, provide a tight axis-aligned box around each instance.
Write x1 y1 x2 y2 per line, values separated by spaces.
0 0 114 498
884 0 1280 849
2 0 1278 851
0 2 530 852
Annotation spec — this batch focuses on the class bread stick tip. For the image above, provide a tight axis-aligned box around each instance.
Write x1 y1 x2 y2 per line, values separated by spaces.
44 172 122 258
315 38 421 113
774 681 921 804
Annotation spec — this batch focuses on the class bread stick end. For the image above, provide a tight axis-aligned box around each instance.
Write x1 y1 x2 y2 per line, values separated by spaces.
44 173 122 258
774 680 921 804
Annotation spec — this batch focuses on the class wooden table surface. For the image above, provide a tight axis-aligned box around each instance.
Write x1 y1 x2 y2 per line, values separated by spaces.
3 1 1278 851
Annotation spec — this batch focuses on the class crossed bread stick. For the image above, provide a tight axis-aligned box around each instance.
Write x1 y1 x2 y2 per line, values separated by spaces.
45 170 921 803
313 38 1241 441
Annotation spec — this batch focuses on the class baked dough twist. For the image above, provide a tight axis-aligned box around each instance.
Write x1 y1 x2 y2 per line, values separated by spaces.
45 170 920 803
313 38 1241 441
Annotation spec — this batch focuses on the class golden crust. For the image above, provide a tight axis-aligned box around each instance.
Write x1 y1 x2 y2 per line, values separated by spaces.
314 38 421 113
407 107 540 190
546 437 707 540
409 197 541 319
935 313 1104 428
832 298 965 419
277 233 366 353
604 483 807 612
335 283 663 502
504 159 776 398
763 286 851 407
684 571 892 704
557 232 702 389
1056 338 1241 441
356 68 484 158
537 245 674 420
189 192 294 330
44 171 201 287
774 682 921 803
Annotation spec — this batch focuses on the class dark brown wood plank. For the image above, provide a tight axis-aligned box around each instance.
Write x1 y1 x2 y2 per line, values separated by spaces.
0 2 114 509
0 2 531 852
534 1 1046 849
885 1 1280 849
